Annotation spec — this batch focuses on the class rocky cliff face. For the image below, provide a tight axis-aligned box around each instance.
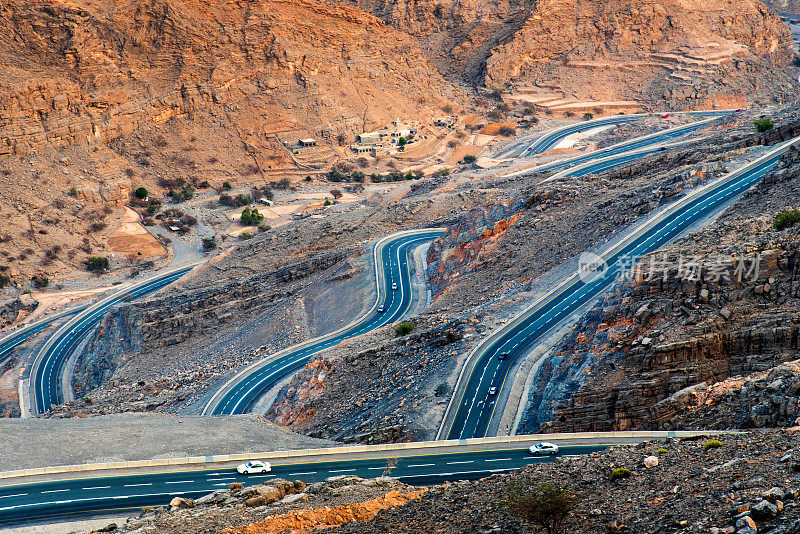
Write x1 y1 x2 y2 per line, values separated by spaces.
348 0 797 107
519 131 800 434
0 0 452 157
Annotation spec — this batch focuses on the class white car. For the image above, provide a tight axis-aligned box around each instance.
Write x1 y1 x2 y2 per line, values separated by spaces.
237 460 272 475
391 282 398 290
488 386 498 395
528 442 559 456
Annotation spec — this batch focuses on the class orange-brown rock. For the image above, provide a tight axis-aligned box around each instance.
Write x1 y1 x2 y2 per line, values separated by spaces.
350 0 797 107
221 489 426 534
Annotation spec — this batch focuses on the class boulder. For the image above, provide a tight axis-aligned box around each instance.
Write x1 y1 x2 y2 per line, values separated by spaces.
643 456 659 468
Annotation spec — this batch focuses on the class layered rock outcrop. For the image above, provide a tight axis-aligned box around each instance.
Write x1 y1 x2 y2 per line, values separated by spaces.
350 0 797 106
519 137 800 434
0 0 453 156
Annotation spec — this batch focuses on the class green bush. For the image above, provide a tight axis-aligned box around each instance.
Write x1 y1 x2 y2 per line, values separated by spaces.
86 256 110 272
323 199 332 206
240 207 264 225
497 126 517 137
235 194 251 206
82 396 93 404
222 181 232 190
703 440 722 451
394 321 414 336
31 274 49 288
135 187 148 199
657 448 669 455
610 468 631 481
202 238 217 251
504 481 577 534
147 205 157 215
754 118 774 133
239 232 254 240
258 223 271 232
0 273 10 288
774 208 800 230
461 155 477 164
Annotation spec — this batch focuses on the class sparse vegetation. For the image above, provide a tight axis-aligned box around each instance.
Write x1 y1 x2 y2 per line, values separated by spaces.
86 256 110 272
754 118 774 133
323 199 332 206
497 126 517 137
657 448 669 454
394 321 414 336
202 238 217 251
583 113 594 120
135 187 148 199
703 439 722 451
461 155 477 164
222 181 232 190
610 468 631 481
432 168 451 178
330 189 343 199
0 273 10 288
238 232 254 240
31 274 49 288
774 208 800 230
504 480 577 534
258 223 271 232
240 207 264 226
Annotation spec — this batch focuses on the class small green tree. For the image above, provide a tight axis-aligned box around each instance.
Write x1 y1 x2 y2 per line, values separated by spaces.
754 118 774 133
504 481 577 534
461 155 477 164
86 256 110 272
135 187 148 199
240 207 264 225
398 137 407 147
774 208 800 230
394 321 414 336
323 199 332 206
202 237 217 251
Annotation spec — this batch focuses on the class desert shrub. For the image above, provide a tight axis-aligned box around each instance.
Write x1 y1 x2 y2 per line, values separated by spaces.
657 448 669 454
235 194 251 206
323 199 332 206
357 157 369 168
202 238 217 251
147 205 157 215
198 180 211 188
774 208 800 230
413 169 425 178
240 207 264 225
158 177 186 188
754 118 774 133
351 170 365 182
432 168 450 178
258 223 271 232
86 256 110 272
239 232 254 240
274 178 291 190
31 274 49 288
330 189 343 199
337 132 347 146
441 103 453 114
0 273 10 288
447 140 458 148
461 155 477 164
703 440 722 451
250 188 263 200
610 468 631 481
405 173 414 181
583 113 594 120
497 126 517 137
90 222 107 232
487 109 503 120
82 396 93 404
504 481 577 534
222 181 232 190
394 321 414 336
135 187 148 199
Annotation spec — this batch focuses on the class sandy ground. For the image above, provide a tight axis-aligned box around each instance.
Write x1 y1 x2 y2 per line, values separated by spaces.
106 207 167 260
23 287 113 324
0 413 334 471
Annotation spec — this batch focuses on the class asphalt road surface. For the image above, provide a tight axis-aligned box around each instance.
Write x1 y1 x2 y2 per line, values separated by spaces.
444 142 790 440
0 443 606 525
205 230 445 415
32 266 195 414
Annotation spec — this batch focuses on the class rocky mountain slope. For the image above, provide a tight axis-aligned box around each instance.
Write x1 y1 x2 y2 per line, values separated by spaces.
104 431 800 534
519 110 800 435
345 0 798 107
0 0 457 283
